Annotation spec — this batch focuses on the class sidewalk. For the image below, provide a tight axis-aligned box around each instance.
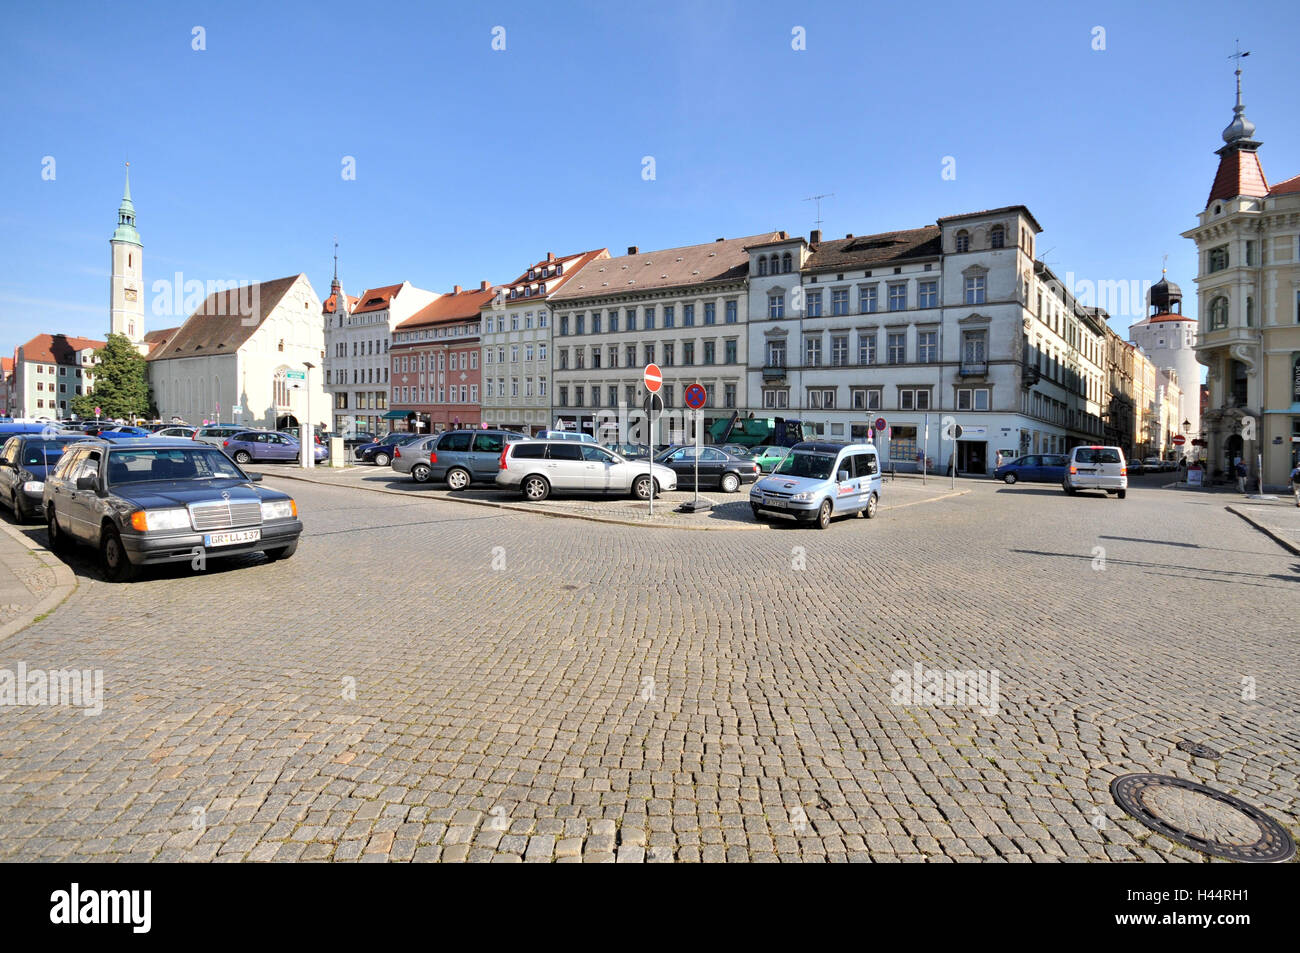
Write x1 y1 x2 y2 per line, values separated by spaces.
0 519 78 643
1226 496 1300 555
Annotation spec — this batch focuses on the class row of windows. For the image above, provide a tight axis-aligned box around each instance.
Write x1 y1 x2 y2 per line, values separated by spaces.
556 383 739 409
394 352 477 373
334 391 389 411
765 329 987 368
394 322 476 344
765 277 983 319
336 367 389 385
482 310 549 334
559 300 739 336
34 382 84 394
394 384 480 404
338 339 389 357
953 224 1007 253
485 343 546 365
557 339 739 370
484 377 548 399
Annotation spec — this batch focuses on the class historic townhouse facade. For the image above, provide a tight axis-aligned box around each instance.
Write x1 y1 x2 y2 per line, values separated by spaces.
388 283 495 432
1183 71 1300 486
748 208 1107 474
322 277 437 434
479 248 607 435
548 234 779 441
11 334 105 419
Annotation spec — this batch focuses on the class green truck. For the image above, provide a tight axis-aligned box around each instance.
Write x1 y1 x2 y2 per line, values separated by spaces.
708 412 812 449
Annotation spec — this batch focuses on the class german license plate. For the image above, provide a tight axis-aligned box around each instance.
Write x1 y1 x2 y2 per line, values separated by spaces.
204 529 260 547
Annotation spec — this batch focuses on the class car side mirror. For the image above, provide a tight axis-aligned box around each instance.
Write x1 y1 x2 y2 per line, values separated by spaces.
837 470 850 483
246 472 264 482
75 475 97 491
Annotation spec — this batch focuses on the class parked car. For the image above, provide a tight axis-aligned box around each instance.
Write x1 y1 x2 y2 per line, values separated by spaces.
602 442 651 460
750 441 883 528
192 424 247 447
654 446 760 493
43 438 302 581
535 429 597 444
417 429 530 488
992 453 1068 484
1063 445 1127 498
390 433 441 481
355 432 423 466
718 444 753 458
151 426 197 439
1143 457 1170 473
748 445 792 473
0 432 85 521
222 430 328 464
497 440 677 501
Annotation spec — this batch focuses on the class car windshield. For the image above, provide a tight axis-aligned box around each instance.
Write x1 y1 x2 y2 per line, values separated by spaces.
106 447 246 485
1076 448 1122 465
23 440 76 467
774 452 836 480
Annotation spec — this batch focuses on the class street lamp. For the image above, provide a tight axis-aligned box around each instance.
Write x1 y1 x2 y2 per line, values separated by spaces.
301 361 316 469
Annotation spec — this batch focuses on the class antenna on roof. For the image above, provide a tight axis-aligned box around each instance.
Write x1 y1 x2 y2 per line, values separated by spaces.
803 193 834 231
333 236 339 282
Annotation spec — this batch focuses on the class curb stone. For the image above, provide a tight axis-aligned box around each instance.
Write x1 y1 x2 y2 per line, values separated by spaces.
0 519 78 643
1225 504 1300 556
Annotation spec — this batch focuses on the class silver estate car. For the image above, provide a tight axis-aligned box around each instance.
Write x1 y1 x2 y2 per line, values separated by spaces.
496 440 677 501
749 441 883 529
1063 445 1127 498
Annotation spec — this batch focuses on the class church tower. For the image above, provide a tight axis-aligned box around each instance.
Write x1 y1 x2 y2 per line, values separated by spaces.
1128 270 1200 453
110 163 144 347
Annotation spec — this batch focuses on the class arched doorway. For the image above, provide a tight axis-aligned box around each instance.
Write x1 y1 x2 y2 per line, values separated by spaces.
1224 433 1243 474
276 414 299 430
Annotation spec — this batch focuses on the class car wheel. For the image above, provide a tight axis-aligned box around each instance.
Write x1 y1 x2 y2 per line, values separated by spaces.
11 490 27 523
1062 481 1076 496
1117 489 1127 499
720 472 741 494
264 540 298 561
233 450 252 465
100 525 137 582
815 499 833 530
750 504 763 521
446 467 470 491
1003 473 1017 484
373 452 391 467
864 492 878 519
46 507 70 552
632 475 654 500
522 475 550 501
411 464 431 483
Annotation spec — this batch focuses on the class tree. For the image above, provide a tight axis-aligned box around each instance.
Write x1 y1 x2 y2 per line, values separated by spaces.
70 333 154 420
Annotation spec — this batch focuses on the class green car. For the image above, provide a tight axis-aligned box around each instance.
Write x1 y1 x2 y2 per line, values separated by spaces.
749 445 792 472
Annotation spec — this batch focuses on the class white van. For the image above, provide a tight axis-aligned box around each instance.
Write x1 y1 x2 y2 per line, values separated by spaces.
1063 445 1127 498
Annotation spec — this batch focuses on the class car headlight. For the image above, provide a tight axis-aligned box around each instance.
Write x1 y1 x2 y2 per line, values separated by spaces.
261 499 297 520
129 507 191 532
791 491 813 501
21 478 44 493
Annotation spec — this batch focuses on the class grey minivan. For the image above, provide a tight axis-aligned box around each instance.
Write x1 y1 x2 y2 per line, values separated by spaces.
416 429 529 489
749 441 883 529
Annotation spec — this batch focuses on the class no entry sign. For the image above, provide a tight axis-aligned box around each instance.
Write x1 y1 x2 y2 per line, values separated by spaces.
1172 434 1186 446
684 382 706 409
643 363 662 393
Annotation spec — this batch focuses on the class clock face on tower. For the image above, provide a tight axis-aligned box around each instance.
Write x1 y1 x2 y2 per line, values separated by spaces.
124 287 138 301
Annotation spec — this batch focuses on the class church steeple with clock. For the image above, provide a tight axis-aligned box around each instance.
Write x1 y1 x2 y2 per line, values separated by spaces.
109 162 144 346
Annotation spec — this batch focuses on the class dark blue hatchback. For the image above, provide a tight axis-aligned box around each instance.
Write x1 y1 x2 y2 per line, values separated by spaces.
0 433 86 521
993 453 1068 484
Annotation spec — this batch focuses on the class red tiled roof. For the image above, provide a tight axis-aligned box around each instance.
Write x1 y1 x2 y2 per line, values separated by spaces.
352 283 406 314
1207 147 1269 204
1132 312 1195 326
148 275 302 362
803 227 942 271
1267 173 1300 196
1 358 12 374
18 333 106 364
322 292 360 314
495 249 609 301
397 285 497 330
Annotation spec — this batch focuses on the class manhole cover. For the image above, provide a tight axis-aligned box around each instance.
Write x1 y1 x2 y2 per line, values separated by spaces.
1110 773 1295 863
1176 740 1223 760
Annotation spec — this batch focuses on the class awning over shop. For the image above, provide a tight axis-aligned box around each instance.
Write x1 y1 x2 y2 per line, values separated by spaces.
382 409 409 420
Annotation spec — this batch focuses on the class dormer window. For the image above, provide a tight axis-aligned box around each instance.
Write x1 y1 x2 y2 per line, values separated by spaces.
555 264 563 276
539 283 547 294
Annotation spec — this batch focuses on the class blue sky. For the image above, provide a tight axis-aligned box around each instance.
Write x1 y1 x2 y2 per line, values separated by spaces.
1 0 1297 355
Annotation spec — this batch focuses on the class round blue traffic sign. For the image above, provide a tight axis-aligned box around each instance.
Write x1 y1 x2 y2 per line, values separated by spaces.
684 383 707 409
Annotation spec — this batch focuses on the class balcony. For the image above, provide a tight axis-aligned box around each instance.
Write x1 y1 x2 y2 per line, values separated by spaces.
959 361 988 377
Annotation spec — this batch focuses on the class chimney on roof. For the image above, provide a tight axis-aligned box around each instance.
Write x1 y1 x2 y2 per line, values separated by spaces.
546 252 555 262
480 280 489 291
810 229 822 244
453 285 462 295
627 246 638 255
779 231 787 240
846 233 853 239
716 237 724 242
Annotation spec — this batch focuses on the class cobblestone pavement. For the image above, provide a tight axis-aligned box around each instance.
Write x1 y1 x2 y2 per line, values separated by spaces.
0 476 1296 862
0 518 66 635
